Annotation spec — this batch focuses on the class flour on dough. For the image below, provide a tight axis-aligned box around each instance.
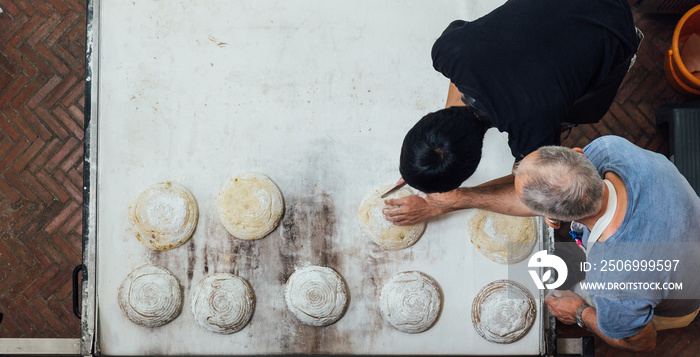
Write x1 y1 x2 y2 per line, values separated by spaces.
468 210 537 264
284 266 348 327
118 265 182 328
216 172 284 240
191 273 255 334
472 279 536 344
379 271 442 333
358 185 426 250
128 181 198 250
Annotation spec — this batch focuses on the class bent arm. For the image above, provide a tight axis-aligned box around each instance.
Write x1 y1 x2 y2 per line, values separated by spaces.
384 174 535 225
427 174 534 216
545 290 657 353
581 306 657 353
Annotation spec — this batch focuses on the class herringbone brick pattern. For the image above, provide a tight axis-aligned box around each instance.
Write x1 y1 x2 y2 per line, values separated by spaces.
0 0 698 355
0 0 85 338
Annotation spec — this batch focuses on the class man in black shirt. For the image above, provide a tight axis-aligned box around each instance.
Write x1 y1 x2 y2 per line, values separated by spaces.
384 0 640 225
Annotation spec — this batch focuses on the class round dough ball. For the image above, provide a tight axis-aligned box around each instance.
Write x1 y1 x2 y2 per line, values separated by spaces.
358 185 426 250
472 279 536 344
118 265 182 327
191 273 255 334
216 172 284 240
468 210 537 264
379 271 442 333
128 181 198 250
285 266 348 326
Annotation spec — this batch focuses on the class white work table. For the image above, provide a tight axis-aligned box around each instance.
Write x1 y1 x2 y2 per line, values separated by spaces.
82 0 549 355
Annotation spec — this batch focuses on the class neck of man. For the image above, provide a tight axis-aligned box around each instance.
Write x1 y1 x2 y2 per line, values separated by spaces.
577 172 628 243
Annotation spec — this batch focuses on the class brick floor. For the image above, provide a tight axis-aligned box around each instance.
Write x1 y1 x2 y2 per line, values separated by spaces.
0 0 85 338
0 0 698 355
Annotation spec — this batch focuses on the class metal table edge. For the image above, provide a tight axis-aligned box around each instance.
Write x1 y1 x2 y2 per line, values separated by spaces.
545 225 556 356
81 0 99 355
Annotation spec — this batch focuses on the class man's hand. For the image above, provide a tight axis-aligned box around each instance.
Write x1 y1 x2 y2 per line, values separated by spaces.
544 290 587 325
383 194 446 226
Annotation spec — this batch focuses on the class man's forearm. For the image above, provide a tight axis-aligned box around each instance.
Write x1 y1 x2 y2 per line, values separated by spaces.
426 174 534 216
456 183 535 216
473 173 517 188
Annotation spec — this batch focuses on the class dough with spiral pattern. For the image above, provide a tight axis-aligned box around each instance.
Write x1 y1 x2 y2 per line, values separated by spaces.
118 265 182 327
216 172 284 240
472 279 536 344
358 185 426 250
284 266 348 326
378 271 442 333
191 273 255 334
128 181 198 250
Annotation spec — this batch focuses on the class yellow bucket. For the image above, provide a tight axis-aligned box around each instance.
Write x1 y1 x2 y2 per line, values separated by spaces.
664 4 700 97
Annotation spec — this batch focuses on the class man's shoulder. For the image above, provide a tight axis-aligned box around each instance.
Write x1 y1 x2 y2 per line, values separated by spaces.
586 135 632 150
583 135 650 170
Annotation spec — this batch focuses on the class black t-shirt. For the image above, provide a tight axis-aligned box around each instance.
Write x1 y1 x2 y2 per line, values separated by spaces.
431 0 638 159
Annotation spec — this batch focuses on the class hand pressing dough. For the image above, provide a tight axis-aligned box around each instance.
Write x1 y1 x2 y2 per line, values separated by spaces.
217 172 284 240
128 181 198 250
284 266 348 326
118 265 182 327
358 185 426 250
191 273 255 334
468 210 537 264
472 279 536 344
379 271 442 333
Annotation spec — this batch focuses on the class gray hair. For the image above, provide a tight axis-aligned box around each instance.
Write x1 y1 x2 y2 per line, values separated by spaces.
513 146 604 221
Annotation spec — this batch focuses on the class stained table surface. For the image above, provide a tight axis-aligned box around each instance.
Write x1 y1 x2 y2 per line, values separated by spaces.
93 0 544 354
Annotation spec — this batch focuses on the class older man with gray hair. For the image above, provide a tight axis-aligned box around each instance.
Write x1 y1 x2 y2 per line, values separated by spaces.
513 146 605 222
403 135 700 352
514 136 700 352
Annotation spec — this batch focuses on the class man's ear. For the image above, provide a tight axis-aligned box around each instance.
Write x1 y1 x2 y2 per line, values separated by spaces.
572 147 584 154
544 218 561 229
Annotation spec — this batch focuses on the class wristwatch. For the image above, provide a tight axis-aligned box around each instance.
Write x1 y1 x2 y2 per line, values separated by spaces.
576 303 592 329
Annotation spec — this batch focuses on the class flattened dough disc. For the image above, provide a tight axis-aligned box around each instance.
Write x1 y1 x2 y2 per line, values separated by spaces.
468 210 537 264
217 172 284 240
129 181 198 250
359 185 426 250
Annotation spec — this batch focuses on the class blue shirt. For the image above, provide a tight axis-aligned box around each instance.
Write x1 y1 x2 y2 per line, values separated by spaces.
582 136 700 339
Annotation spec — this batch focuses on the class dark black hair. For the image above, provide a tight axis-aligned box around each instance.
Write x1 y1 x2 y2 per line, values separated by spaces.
399 106 488 193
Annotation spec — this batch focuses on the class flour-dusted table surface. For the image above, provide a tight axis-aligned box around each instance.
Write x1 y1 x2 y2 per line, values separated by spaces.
82 0 550 355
